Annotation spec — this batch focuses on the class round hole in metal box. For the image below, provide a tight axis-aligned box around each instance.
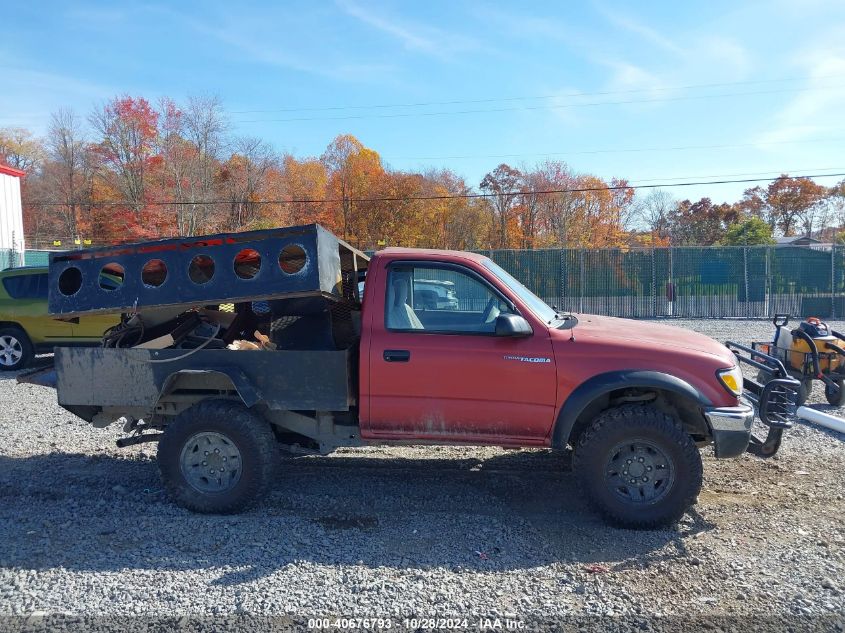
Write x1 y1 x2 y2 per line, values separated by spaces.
98 263 125 291
234 249 261 280
189 255 215 284
58 267 83 296
278 244 306 274
142 259 168 287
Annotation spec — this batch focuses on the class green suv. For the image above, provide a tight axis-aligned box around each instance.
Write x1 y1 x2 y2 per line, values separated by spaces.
0 266 118 370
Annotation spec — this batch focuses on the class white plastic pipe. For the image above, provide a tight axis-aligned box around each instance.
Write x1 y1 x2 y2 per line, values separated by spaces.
796 406 845 434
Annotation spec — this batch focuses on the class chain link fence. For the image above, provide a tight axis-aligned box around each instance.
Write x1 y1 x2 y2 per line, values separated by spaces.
482 244 843 319
0 249 25 269
0 249 50 268
5 245 844 319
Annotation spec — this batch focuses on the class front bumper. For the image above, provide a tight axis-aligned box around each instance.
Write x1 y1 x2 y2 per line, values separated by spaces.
705 401 755 458
715 341 801 458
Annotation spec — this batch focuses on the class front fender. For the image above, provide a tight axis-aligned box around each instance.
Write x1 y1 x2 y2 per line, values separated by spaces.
551 370 712 448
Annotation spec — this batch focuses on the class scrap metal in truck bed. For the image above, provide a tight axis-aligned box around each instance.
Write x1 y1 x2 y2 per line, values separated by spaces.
21 223 799 529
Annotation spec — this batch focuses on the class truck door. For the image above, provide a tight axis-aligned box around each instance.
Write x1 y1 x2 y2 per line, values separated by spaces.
363 261 557 444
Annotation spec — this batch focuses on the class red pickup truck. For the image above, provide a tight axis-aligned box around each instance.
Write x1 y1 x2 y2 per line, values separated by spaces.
30 225 798 528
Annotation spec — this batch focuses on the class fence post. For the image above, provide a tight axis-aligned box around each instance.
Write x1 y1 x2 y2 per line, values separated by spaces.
832 243 836 320
9 231 18 269
651 247 656 317
579 248 585 314
668 245 674 317
743 247 750 319
765 246 771 317
558 249 565 310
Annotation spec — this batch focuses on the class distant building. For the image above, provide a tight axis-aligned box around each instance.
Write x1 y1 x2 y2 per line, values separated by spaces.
775 235 822 247
0 163 26 267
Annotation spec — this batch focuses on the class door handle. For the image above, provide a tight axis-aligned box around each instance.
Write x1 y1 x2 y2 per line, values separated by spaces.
383 349 411 362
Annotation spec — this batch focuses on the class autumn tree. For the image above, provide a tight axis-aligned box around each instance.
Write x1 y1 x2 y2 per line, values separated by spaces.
275 155 328 226
607 178 636 242
567 176 631 247
218 137 274 231
38 109 97 240
670 198 740 245
89 96 159 223
518 169 545 248
633 189 675 244
0 127 45 173
417 169 488 249
828 179 845 231
528 161 580 246
741 175 827 237
480 164 522 248
344 147 386 247
321 134 365 240
157 96 227 236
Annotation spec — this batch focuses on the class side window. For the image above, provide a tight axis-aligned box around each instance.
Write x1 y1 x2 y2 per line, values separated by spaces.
385 264 515 334
2 274 48 300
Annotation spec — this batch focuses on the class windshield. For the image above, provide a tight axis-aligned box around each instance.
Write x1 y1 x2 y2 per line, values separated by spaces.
482 259 559 324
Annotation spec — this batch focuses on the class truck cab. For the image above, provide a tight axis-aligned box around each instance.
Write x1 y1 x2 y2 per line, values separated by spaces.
25 225 798 528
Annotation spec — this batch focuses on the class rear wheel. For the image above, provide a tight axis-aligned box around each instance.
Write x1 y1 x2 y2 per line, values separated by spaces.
157 400 278 514
824 379 845 406
0 327 33 371
573 404 703 529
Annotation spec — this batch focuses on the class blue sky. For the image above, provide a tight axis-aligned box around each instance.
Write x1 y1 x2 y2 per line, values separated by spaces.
2 0 844 202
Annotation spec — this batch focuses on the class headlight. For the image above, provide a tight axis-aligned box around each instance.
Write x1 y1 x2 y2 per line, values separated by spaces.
717 365 744 397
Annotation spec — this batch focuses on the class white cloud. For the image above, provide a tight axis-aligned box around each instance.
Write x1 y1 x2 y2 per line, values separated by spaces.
756 30 845 146
336 0 480 61
603 61 668 96
152 5 396 83
0 65 114 131
596 8 684 56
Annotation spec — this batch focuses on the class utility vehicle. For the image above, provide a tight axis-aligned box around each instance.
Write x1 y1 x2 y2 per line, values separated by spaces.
22 224 798 528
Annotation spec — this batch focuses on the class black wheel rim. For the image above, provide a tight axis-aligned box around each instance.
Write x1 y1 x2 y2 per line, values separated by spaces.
179 431 242 493
604 439 675 504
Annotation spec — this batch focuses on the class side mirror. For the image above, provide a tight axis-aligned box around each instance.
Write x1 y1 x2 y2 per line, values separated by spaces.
495 313 532 337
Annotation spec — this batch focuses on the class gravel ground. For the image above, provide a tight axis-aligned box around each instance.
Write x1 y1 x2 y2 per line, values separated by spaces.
0 320 844 631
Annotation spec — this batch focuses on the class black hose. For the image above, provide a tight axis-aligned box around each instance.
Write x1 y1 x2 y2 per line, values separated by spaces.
102 316 145 348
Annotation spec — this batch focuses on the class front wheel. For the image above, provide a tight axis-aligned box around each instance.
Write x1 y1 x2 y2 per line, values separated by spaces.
157 400 278 514
0 327 33 371
573 404 703 529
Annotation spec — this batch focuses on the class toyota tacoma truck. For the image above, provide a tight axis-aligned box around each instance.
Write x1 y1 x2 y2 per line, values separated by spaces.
22 224 799 528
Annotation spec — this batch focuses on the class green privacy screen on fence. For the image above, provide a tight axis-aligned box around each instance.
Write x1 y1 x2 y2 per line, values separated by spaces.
479 245 844 319
7 245 845 318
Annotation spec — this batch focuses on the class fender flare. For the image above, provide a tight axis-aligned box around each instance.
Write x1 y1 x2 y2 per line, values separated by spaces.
551 370 711 448
157 367 263 408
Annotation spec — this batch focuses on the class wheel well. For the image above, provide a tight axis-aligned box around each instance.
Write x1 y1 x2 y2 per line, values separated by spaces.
0 321 26 334
566 387 710 448
155 372 245 419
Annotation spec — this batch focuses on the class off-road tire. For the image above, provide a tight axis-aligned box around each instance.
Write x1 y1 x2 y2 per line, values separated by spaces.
825 379 845 406
157 399 278 514
0 326 33 371
573 404 703 529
